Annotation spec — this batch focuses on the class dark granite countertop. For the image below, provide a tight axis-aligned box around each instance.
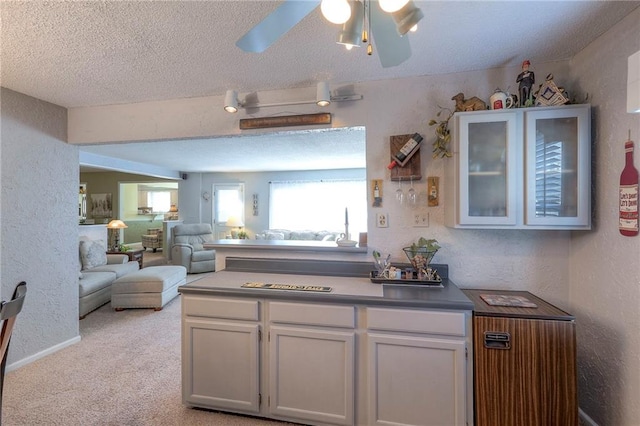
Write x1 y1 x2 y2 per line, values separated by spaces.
179 270 474 311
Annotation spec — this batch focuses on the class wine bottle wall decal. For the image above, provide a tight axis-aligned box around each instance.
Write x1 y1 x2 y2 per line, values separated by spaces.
619 131 639 236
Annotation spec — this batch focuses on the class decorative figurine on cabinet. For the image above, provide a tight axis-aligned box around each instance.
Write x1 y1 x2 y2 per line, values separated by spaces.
535 73 570 106
516 59 535 107
451 92 487 112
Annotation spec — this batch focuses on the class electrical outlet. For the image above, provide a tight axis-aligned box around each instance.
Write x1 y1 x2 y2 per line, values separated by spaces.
376 212 388 228
413 212 429 227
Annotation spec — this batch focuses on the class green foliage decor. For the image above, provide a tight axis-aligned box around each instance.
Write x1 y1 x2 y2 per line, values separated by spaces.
428 106 454 159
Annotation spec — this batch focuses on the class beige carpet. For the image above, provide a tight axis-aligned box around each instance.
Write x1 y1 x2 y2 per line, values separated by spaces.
3 273 297 426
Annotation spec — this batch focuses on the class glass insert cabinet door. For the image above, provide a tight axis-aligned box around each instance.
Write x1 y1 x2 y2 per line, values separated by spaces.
524 106 590 227
458 112 518 225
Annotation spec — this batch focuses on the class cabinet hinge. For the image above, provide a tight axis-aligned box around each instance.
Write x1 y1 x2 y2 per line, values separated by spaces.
259 393 262 406
465 347 468 359
268 395 271 407
258 329 262 342
268 331 271 342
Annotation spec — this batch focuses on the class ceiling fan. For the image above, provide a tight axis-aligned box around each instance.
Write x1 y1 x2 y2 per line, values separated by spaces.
236 0 424 68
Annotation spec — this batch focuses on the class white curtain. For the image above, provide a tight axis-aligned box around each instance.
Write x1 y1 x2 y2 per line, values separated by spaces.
269 179 367 236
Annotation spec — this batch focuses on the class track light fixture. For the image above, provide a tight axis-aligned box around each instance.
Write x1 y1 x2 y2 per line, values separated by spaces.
223 82 362 113
224 90 239 113
316 81 331 106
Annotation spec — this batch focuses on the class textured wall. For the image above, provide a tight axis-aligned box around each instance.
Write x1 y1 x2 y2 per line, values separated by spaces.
0 88 79 364
569 8 640 425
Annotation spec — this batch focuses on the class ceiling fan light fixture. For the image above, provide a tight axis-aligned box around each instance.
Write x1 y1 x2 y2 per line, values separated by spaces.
224 90 239 113
316 81 331 106
392 1 423 35
379 0 409 13
337 1 364 49
321 0 352 25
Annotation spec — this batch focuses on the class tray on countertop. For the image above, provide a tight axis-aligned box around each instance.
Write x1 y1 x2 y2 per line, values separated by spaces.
369 271 443 287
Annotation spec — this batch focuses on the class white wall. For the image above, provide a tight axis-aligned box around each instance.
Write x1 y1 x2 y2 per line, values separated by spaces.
68 61 575 298
569 8 640 425
0 88 80 366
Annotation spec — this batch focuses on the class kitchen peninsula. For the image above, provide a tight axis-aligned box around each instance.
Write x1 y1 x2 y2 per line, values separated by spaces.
179 259 474 426
204 239 368 271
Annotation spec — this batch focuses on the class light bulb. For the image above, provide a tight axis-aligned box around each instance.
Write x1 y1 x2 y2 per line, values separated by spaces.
410 24 418 32
345 44 354 50
379 0 409 13
321 0 351 24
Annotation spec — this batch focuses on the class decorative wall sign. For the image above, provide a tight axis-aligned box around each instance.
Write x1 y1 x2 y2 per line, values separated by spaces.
242 282 332 292
390 134 422 181
371 179 383 207
619 136 639 236
239 113 331 130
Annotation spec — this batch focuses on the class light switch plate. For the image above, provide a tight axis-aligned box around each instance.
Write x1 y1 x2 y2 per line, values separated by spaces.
413 212 429 227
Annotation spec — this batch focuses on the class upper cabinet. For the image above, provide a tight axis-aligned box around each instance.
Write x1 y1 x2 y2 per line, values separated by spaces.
445 104 591 230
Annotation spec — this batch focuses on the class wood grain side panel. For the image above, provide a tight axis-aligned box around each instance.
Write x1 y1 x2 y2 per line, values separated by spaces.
473 316 577 426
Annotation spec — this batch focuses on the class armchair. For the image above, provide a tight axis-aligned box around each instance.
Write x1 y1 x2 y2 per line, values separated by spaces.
170 223 216 273
141 228 163 252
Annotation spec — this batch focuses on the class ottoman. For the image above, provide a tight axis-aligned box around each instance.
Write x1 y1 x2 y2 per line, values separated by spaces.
111 265 187 311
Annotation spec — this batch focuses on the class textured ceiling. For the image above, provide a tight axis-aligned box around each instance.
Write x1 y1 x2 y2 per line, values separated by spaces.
2 1 639 173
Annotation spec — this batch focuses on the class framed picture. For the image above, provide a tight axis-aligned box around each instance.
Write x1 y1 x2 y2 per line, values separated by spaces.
91 193 112 218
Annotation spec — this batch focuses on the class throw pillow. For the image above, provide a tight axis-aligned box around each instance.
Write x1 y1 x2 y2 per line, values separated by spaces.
80 239 107 270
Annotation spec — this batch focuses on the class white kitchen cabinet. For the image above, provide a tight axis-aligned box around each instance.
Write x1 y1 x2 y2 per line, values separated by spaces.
445 104 591 229
268 302 355 425
182 293 472 425
182 296 261 414
366 307 470 426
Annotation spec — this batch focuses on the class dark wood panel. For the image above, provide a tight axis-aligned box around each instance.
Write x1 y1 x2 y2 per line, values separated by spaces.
473 315 577 426
462 289 574 320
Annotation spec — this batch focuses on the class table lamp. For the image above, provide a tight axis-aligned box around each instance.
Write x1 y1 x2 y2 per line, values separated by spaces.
226 216 244 239
107 219 128 251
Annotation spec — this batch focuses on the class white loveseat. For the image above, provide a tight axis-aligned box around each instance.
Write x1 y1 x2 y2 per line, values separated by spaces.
79 238 139 319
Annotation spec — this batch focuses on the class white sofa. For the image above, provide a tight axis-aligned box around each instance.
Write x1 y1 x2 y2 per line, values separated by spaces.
79 238 139 319
255 229 340 241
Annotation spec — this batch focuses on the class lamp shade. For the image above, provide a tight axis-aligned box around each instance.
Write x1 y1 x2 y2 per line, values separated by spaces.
392 1 423 35
107 219 128 229
316 81 331 106
224 90 239 113
226 216 244 227
336 0 364 50
628 50 640 113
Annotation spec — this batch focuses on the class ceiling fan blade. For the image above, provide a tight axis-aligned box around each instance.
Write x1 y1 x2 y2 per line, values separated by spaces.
236 1 320 53
369 2 411 68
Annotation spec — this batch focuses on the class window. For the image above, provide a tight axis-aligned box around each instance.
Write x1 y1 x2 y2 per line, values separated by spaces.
269 179 367 236
535 132 563 217
147 191 172 213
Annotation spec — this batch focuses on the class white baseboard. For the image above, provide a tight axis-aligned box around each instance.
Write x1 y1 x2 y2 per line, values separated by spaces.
579 407 599 426
6 335 82 372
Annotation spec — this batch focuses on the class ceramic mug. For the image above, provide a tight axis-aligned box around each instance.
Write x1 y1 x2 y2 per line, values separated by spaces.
490 90 514 110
